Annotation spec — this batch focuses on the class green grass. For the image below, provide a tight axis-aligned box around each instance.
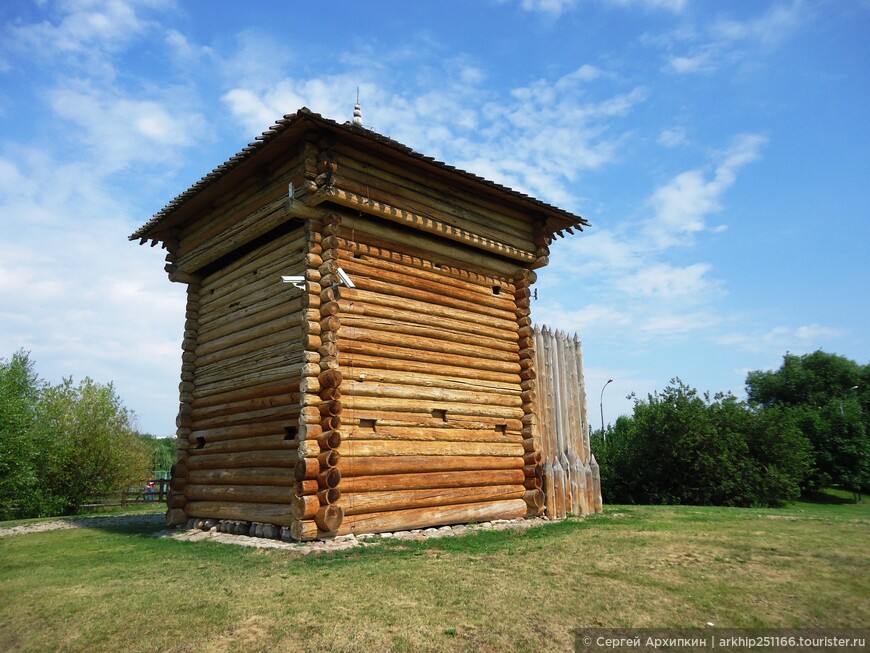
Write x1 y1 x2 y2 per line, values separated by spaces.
1 496 867 653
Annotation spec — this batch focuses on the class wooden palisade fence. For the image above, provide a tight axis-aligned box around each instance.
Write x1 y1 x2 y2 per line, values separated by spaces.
534 327 603 518
132 107 596 540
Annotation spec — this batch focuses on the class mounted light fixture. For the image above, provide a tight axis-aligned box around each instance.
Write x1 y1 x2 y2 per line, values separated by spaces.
280 275 305 290
336 267 355 288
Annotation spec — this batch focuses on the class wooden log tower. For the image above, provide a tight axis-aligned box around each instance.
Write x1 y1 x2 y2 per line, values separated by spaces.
133 107 590 539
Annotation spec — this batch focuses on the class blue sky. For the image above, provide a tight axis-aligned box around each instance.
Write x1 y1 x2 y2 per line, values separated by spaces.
0 0 867 435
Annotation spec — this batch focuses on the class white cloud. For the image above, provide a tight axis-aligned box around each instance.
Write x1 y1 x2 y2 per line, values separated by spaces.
644 133 766 246
717 323 846 352
519 0 686 15
534 302 634 334
616 262 723 302
712 2 804 46
47 80 206 172
660 1 806 75
520 0 579 15
221 62 641 212
608 0 687 12
667 53 713 74
658 126 688 148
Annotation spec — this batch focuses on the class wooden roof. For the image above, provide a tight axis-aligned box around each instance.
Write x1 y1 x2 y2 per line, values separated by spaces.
131 107 589 243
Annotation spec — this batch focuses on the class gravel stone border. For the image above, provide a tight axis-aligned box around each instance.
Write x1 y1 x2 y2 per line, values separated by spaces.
151 516 554 554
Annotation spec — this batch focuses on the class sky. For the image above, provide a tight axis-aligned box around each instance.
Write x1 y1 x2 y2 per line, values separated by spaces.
0 0 867 435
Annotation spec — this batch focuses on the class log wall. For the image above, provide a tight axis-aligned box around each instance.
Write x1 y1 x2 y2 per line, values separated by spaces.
174 224 309 526
534 327 603 517
325 215 544 535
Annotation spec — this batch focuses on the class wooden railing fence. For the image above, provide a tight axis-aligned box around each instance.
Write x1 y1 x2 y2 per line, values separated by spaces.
534 326 603 518
82 479 170 508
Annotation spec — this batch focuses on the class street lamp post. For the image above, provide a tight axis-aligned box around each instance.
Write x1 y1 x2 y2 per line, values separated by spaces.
841 385 859 415
600 378 613 439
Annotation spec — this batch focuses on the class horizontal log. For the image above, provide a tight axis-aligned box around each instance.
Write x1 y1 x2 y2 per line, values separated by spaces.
191 405 299 431
188 433 294 455
340 353 520 386
186 450 298 471
343 380 521 409
341 484 526 516
191 381 299 410
291 493 320 520
290 518 318 541
341 440 525 458
341 411 523 431
346 426 522 443
336 498 529 536
184 501 295 526
296 479 318 495
185 484 296 504
294 457 320 481
339 339 520 376
191 386 298 417
339 469 526 493
340 396 524 420
338 455 524 477
187 468 295 486
189 419 291 444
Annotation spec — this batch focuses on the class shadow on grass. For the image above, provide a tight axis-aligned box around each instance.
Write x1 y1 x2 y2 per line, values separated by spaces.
64 514 166 536
800 488 860 505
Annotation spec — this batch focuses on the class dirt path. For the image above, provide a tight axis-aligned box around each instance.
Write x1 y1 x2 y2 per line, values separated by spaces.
0 514 164 538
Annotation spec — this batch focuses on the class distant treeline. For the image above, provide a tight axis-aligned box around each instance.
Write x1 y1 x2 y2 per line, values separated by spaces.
592 351 869 507
0 350 174 520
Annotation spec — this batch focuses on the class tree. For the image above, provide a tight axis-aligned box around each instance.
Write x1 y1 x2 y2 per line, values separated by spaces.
0 350 152 520
35 378 152 516
592 379 811 507
139 434 176 476
746 351 869 499
0 350 44 519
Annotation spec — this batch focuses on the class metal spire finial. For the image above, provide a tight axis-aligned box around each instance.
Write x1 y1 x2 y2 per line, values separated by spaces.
352 87 363 127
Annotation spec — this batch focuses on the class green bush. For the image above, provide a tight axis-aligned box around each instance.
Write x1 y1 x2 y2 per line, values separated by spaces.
593 380 811 507
0 350 151 520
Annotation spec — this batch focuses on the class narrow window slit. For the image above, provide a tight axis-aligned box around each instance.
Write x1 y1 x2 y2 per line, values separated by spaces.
283 426 298 440
495 424 507 435
359 418 378 431
432 408 448 422
195 436 205 449
492 285 502 295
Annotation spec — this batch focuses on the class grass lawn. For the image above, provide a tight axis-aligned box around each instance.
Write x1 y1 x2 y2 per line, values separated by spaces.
0 493 867 652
